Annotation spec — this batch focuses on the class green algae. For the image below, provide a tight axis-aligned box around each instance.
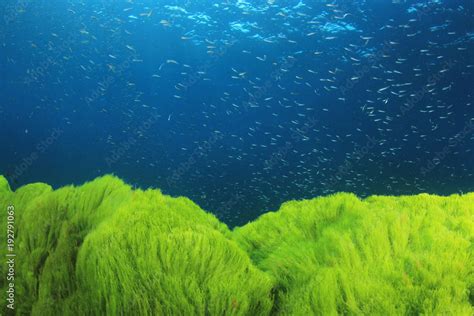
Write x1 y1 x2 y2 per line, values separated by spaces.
233 193 474 315
0 175 472 315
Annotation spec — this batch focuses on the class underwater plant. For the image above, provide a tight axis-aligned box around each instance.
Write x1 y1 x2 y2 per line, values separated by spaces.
0 175 473 315
233 193 474 315
0 176 273 315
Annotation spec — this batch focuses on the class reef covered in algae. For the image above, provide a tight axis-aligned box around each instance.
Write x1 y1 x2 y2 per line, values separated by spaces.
0 175 473 315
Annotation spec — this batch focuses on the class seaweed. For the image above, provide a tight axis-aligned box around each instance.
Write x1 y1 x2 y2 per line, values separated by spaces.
0 175 472 315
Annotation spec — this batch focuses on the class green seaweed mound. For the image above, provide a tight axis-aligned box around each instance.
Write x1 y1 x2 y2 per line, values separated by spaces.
0 175 473 315
0 176 273 315
233 193 474 315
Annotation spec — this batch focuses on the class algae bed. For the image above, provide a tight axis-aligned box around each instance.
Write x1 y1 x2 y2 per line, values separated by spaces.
0 175 473 315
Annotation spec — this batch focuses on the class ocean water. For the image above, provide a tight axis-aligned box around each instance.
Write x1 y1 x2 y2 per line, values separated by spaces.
1 0 473 227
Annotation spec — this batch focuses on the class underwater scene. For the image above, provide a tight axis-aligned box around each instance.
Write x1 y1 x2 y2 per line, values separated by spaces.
0 0 473 315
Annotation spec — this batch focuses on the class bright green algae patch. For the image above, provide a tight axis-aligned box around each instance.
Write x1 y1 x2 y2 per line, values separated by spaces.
0 176 273 315
0 175 473 315
233 193 474 315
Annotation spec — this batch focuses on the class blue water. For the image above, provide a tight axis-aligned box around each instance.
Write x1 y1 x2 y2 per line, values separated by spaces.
1 0 473 227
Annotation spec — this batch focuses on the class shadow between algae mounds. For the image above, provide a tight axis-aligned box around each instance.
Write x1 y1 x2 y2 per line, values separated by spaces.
0 174 473 315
